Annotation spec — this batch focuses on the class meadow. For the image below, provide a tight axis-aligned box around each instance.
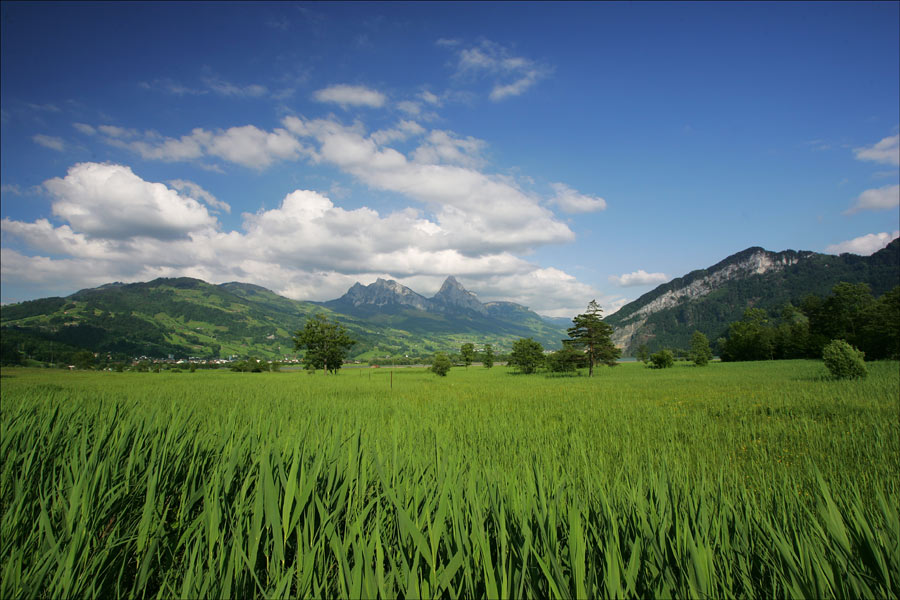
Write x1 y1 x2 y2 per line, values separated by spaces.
1 360 898 599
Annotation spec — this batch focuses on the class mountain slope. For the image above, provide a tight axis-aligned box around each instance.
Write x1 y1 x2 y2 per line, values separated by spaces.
1 276 569 362
323 276 568 350
606 240 900 355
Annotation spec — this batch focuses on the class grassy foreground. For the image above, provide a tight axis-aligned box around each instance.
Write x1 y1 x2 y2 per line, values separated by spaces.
1 361 898 598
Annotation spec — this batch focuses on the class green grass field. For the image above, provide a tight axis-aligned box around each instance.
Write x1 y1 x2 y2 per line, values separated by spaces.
1 360 898 598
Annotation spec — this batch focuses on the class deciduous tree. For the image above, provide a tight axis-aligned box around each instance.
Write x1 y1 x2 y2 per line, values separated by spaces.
690 331 713 366
509 338 545 374
292 314 356 374
460 343 475 368
482 344 494 369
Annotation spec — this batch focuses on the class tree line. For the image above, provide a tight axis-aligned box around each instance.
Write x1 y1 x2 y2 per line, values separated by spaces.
718 282 899 362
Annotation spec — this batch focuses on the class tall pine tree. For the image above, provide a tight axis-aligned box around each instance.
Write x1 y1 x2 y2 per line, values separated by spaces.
566 300 621 377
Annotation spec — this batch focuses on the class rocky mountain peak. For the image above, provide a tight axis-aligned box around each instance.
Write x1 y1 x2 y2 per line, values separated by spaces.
339 278 431 310
432 276 488 315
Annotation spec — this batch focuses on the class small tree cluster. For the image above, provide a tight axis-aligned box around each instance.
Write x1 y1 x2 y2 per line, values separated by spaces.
690 331 713 366
481 344 494 369
460 343 475 368
649 349 674 369
822 339 867 380
509 338 545 374
431 352 452 376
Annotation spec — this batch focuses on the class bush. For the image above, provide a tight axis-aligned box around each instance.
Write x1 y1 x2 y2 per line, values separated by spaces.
431 353 452 377
822 339 867 380
649 349 675 369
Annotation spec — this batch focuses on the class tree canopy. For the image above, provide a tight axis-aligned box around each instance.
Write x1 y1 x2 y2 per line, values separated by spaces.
566 300 621 376
481 344 494 369
509 338 545 374
292 313 356 374
460 343 475 368
690 331 713 366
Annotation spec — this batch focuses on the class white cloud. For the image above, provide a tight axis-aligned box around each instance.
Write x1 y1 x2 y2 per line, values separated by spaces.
97 125 138 138
203 76 268 98
203 125 305 169
448 40 551 101
313 84 387 108
854 134 900 166
550 183 607 213
73 123 97 135
33 134 65 151
26 103 60 113
2 164 602 315
282 115 574 254
395 100 421 116
411 130 486 168
168 179 231 213
96 124 307 169
42 162 217 240
1 184 23 196
844 184 900 214
418 90 441 105
371 120 426 145
825 230 900 255
608 270 669 287
140 78 205 96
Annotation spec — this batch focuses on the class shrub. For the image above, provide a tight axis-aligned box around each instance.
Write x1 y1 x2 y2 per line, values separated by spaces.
822 339 867 380
431 353 452 377
649 349 674 369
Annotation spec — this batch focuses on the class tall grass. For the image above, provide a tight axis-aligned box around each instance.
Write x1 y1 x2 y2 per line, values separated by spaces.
1 360 898 598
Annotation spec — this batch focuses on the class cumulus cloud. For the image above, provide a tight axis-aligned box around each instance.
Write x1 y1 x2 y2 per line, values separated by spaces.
550 183 607 213
42 163 217 240
854 134 900 167
825 231 899 256
313 84 387 108
608 270 669 287
844 184 900 214
2 163 603 314
282 115 574 254
33 134 65 151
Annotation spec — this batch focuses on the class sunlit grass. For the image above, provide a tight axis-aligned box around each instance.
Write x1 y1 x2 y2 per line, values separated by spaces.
1 360 898 598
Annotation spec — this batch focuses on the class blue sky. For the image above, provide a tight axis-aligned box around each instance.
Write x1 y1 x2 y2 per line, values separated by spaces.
1 1 898 316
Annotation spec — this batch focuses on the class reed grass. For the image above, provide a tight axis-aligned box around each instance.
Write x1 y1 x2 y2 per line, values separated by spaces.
1 360 898 598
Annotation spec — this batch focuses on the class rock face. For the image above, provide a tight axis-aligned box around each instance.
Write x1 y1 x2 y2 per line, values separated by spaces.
332 276 493 315
431 276 488 315
339 278 432 311
607 248 812 350
605 241 900 354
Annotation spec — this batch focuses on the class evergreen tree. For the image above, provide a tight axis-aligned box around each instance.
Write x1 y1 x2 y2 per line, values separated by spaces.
566 300 621 376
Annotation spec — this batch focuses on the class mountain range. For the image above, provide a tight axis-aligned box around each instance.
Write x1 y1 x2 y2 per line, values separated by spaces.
605 239 899 354
0 275 568 362
2 240 898 363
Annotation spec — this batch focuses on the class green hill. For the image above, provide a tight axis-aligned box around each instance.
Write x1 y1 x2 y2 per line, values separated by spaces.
1 277 568 364
606 239 900 355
